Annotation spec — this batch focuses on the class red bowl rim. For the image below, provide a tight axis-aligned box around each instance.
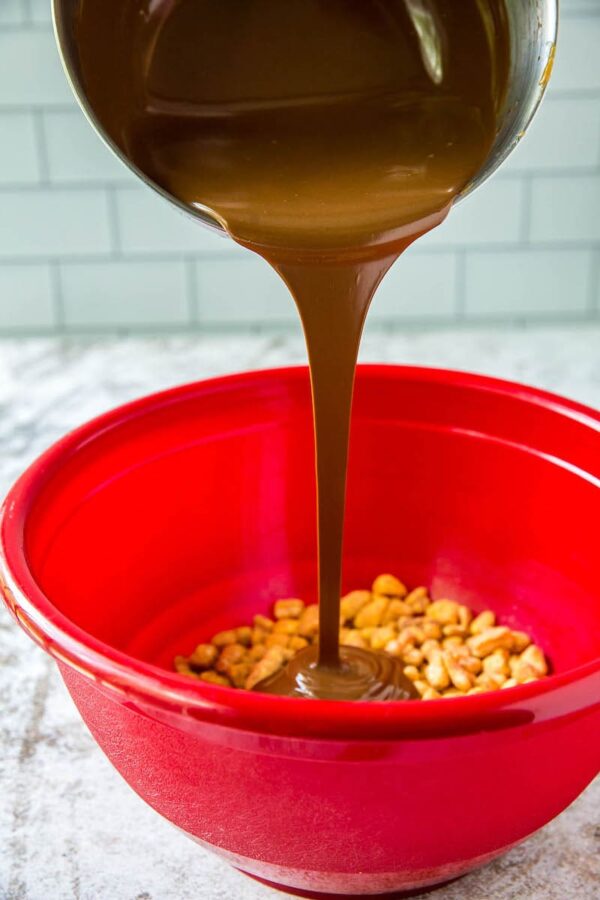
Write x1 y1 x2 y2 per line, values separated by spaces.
1 364 599 741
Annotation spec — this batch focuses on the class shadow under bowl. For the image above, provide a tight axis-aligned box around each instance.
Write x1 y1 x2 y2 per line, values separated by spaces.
1 365 599 897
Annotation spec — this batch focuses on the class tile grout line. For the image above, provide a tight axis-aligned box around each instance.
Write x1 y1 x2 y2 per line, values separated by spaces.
0 22 52 34
21 0 34 25
2 243 600 268
1 311 599 340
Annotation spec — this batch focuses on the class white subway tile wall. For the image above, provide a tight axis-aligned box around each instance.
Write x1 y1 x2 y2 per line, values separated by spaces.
43 111 133 183
464 250 593 318
0 264 55 330
195 257 297 325
0 31 73 106
530 176 600 243
28 0 53 26
0 188 112 258
0 112 40 184
371 253 458 321
0 1 25 26
0 0 598 333
421 178 525 248
116 189 229 256
61 261 191 327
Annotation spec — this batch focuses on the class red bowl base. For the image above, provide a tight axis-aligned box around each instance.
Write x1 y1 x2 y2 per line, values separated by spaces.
241 869 463 899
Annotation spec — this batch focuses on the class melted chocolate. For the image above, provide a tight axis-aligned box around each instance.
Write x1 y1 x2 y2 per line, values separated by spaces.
76 0 509 700
256 644 417 701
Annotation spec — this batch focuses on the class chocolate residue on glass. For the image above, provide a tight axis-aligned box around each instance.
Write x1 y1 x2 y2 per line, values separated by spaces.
76 0 509 701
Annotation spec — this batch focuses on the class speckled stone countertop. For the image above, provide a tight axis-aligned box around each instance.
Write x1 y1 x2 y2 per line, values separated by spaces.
1 327 599 900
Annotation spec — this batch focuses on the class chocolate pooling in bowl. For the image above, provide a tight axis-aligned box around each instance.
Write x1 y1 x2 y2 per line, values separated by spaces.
75 0 509 700
253 644 419 701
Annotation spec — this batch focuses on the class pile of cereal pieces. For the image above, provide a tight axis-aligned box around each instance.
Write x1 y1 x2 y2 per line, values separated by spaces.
174 574 549 698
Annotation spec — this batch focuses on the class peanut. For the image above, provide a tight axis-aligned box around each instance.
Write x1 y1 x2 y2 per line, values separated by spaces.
385 627 422 657
251 626 270 645
461 655 483 675
384 637 404 657
444 655 474 692
422 687 441 700
421 639 441 661
265 633 291 649
228 663 252 688
445 645 481 674
215 643 247 673
289 635 309 651
342 630 368 649
245 646 287 690
199 670 230 686
400 625 425 646
248 643 267 662
297 603 319 637
476 673 504 691
510 630 531 653
424 648 450 690
174 656 196 677
402 647 424 667
457 605 473 629
211 629 238 648
370 626 397 650
372 574 407 597
443 624 467 637
468 626 514 658
520 644 548 676
235 626 253 646
354 596 388 628
405 586 430 612
340 590 371 623
512 645 548 682
274 598 305 620
403 665 420 682
189 643 218 669
482 648 510 678
426 600 461 625
442 636 463 650
382 598 412 623
470 610 496 634
422 620 443 641
273 618 299 635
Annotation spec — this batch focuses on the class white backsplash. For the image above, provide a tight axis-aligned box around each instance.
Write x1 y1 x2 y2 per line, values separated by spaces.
0 0 599 334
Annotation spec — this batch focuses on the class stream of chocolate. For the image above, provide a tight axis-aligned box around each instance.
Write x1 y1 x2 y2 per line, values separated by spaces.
76 0 509 700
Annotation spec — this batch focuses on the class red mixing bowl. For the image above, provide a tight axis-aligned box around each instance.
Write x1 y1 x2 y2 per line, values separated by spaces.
1 366 599 898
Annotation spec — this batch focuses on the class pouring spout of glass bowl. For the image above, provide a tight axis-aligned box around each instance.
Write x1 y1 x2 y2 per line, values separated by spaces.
52 0 558 239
